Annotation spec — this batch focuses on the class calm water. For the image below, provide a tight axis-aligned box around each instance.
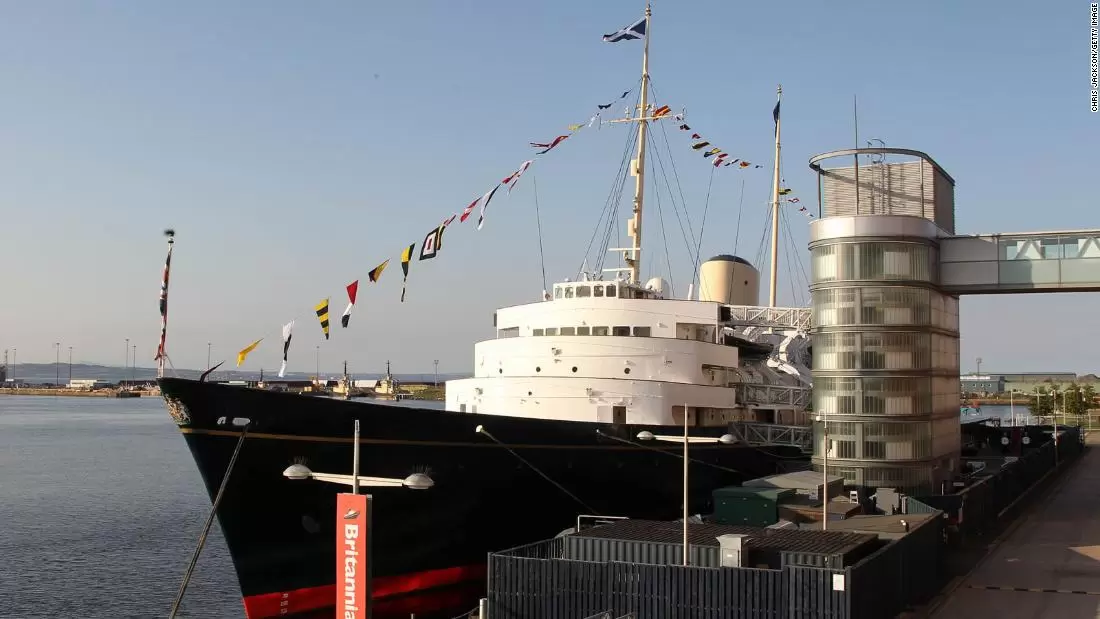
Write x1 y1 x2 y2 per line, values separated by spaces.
0 396 242 618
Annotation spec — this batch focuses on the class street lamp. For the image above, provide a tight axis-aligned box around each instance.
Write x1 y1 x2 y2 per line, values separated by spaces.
68 346 72 383
54 342 60 386
282 419 434 492
282 464 435 490
132 345 136 383
636 407 738 567
816 413 829 530
124 338 129 386
434 359 439 387
207 342 212 369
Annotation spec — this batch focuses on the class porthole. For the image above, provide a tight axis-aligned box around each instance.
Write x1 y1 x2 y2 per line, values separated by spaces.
572 366 578 373
536 366 541 372
498 368 503 374
624 367 631 375
528 391 533 396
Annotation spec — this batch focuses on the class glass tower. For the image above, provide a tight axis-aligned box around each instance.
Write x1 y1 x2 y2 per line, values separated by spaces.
807 149 961 495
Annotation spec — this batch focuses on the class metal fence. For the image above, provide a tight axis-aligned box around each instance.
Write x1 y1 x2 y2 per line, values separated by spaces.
488 521 941 619
486 431 1084 619
905 427 1084 539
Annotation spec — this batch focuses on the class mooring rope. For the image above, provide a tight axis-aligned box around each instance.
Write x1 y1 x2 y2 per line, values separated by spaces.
168 425 249 618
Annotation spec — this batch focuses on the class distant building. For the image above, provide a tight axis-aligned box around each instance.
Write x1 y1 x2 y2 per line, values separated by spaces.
960 375 1006 394
993 372 1078 383
68 379 110 390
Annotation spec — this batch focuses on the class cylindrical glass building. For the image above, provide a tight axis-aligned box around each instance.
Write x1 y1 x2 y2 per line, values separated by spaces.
807 149 961 495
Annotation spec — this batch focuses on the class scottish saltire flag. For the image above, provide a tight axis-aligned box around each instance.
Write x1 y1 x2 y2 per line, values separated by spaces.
602 16 646 42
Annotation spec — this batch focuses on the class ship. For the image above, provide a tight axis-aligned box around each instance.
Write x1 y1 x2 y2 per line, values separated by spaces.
158 7 815 618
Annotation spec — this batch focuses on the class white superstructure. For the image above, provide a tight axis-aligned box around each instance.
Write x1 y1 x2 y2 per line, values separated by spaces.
447 8 811 431
446 258 812 427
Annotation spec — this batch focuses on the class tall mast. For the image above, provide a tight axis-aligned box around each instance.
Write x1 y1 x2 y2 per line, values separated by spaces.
624 3 652 286
767 85 782 307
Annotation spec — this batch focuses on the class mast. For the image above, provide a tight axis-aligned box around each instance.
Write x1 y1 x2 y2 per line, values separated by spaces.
767 85 782 307
156 229 175 378
624 3 652 286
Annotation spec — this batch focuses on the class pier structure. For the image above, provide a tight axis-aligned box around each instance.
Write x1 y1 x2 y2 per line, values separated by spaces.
807 147 1100 495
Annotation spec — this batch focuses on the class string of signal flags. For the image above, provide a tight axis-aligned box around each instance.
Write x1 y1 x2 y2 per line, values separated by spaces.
230 102 785 372
230 85 672 375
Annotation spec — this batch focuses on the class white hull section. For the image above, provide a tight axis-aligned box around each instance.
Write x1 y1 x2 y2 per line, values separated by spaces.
446 375 751 426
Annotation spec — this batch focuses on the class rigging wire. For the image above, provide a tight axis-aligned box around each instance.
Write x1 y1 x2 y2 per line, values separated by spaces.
648 80 697 241
689 165 717 293
780 202 812 305
578 78 642 278
752 200 772 270
780 207 799 305
531 173 548 293
647 136 676 295
647 122 697 266
732 178 746 255
580 108 637 277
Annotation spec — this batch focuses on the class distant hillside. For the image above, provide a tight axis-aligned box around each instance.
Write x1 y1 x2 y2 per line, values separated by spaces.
4 362 468 385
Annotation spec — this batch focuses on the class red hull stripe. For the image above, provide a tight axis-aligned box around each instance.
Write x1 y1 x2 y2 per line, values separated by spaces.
242 563 486 618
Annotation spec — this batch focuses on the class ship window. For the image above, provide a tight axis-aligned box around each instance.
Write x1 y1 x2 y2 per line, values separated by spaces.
536 366 541 372
613 326 631 336
532 328 544 336
576 326 590 335
576 285 591 297
560 327 575 335
572 366 578 373
565 287 575 298
623 367 631 375
593 286 604 297
545 327 558 336
613 406 627 424
632 326 651 337
593 326 610 336
606 285 617 297
554 287 563 299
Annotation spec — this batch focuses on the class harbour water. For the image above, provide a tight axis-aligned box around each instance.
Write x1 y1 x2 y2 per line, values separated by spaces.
0 395 1029 619
0 394 445 619
0 396 242 618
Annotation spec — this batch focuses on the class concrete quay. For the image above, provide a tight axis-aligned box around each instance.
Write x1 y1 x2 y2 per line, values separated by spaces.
0 388 156 398
932 436 1100 618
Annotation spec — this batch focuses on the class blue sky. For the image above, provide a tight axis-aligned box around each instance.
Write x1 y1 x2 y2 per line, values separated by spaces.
0 1 1096 374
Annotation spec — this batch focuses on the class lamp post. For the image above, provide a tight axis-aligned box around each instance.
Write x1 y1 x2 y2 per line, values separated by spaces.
54 342 60 386
124 338 129 386
976 357 982 376
636 410 737 567
132 345 136 383
434 359 439 387
68 346 72 383
207 342 211 369
1009 389 1016 426
11 348 15 384
818 413 829 530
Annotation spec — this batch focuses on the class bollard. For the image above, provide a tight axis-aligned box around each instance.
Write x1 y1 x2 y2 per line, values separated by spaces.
479 597 488 619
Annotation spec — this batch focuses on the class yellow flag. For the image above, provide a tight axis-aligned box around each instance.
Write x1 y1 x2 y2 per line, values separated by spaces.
236 338 263 367
367 259 389 283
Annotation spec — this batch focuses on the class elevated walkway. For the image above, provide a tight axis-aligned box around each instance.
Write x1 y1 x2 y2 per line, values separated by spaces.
728 421 814 453
940 230 1100 294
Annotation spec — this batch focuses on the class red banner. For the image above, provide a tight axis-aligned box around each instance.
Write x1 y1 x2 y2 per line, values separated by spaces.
336 493 370 619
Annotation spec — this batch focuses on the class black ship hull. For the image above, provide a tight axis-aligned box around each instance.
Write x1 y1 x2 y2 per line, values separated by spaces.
159 378 804 618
